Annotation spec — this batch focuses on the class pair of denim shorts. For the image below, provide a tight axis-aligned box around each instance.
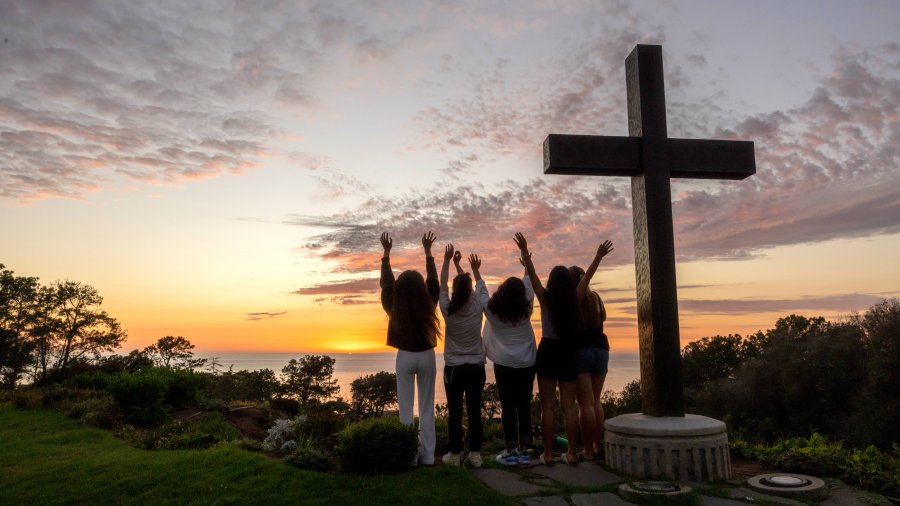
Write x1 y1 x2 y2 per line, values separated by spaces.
575 347 609 375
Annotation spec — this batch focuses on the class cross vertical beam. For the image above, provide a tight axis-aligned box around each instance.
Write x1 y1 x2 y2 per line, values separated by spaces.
627 45 684 417
541 44 755 418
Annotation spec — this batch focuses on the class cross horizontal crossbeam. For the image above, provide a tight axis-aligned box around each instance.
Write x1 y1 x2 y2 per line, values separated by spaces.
543 134 756 180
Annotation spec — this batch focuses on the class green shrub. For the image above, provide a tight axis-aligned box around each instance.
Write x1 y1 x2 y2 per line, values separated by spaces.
237 438 264 452
41 385 80 407
336 416 417 474
270 398 300 417
11 388 42 409
107 367 206 427
284 446 334 471
118 413 240 450
68 371 113 391
731 433 900 497
63 394 119 429
299 404 348 440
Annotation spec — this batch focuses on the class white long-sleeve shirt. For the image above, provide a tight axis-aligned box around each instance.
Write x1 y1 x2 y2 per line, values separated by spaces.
477 276 537 368
439 285 486 366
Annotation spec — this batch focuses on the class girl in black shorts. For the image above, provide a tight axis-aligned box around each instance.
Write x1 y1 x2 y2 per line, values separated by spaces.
514 233 613 465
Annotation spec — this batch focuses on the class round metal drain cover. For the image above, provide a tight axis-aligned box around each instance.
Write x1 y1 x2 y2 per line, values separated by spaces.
632 481 680 493
762 475 811 488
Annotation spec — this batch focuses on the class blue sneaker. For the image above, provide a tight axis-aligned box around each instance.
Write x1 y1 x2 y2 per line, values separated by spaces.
517 450 531 465
495 449 518 466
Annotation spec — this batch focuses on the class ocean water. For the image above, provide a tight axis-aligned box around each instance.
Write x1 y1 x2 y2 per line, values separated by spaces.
199 351 640 406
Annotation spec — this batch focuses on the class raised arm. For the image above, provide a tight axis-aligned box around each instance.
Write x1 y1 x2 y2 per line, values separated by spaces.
469 253 490 309
440 244 454 290
577 240 614 301
379 232 395 314
422 231 440 305
514 232 545 302
453 250 464 276
468 253 482 282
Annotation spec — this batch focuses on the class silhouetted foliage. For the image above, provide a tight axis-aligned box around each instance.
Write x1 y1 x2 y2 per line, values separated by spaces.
108 367 206 427
482 382 501 421
144 336 207 370
336 417 418 474
281 355 339 407
683 304 900 448
33 281 127 382
205 368 279 403
350 371 397 420
601 379 642 419
0 264 41 389
848 299 900 447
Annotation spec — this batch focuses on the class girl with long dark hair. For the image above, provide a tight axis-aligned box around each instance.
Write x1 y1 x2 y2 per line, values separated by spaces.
471 254 537 466
379 231 440 466
514 232 613 465
438 245 486 467
569 265 611 461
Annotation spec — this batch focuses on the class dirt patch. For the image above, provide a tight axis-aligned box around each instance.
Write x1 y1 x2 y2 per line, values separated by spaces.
227 407 270 440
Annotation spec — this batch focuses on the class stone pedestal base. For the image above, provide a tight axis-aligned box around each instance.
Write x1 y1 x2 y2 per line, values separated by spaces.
604 413 730 482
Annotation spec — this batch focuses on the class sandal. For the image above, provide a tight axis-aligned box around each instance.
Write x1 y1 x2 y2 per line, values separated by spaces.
561 452 578 466
577 451 596 462
539 453 554 466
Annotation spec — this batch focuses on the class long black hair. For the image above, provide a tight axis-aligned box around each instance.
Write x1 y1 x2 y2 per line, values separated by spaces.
488 277 532 324
569 265 604 329
447 272 473 316
545 265 583 339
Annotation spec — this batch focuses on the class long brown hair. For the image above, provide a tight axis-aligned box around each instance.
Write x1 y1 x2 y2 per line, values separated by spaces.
569 265 604 329
447 273 473 315
389 270 440 348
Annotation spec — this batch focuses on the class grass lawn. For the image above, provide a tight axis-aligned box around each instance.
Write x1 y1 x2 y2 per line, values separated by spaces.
0 404 514 505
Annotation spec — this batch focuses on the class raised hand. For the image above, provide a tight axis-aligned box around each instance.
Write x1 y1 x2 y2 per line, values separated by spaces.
453 250 462 265
444 243 455 261
380 232 393 255
597 240 614 259
513 232 529 255
422 231 436 254
468 253 481 272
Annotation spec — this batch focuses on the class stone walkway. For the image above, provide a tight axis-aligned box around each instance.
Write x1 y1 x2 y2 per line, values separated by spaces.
469 458 891 505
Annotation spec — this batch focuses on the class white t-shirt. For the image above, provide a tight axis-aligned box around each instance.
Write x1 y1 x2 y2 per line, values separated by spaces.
439 285 485 366
477 277 537 368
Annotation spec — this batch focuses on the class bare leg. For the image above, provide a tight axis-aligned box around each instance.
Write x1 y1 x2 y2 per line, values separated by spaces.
575 372 597 460
559 380 579 464
592 372 607 453
537 375 557 464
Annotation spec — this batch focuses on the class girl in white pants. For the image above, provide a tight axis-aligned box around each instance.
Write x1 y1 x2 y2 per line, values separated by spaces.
380 231 441 466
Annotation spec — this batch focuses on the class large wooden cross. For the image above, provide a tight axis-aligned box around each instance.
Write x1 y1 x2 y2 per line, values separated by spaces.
543 45 755 417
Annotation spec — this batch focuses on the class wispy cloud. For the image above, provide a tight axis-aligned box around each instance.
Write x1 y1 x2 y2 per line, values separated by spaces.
296 42 900 302
0 1 411 203
246 310 288 321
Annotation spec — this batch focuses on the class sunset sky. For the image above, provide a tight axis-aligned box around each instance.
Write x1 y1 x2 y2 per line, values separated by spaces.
1 1 898 354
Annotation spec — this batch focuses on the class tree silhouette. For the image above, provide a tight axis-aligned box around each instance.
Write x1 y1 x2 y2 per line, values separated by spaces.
351 371 397 419
31 280 126 381
0 264 41 389
144 335 206 369
281 355 339 407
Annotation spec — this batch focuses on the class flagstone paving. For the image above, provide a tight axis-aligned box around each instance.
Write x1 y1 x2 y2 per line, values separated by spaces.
470 459 885 505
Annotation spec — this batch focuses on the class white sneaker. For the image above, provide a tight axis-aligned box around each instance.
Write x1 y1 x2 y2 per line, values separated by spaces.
466 451 482 468
442 452 461 466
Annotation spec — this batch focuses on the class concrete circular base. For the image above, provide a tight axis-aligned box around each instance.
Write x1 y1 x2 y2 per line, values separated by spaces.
619 482 693 502
747 473 827 500
604 413 731 482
